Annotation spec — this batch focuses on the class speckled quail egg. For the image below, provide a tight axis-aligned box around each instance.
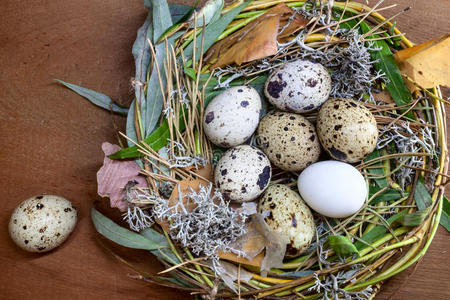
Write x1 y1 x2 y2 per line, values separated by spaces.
8 195 78 253
258 184 315 257
317 98 378 163
215 145 272 202
256 112 321 171
264 59 331 113
298 161 367 218
204 86 261 147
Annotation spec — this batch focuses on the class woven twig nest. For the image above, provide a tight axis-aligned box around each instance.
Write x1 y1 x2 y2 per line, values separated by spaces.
87 1 448 299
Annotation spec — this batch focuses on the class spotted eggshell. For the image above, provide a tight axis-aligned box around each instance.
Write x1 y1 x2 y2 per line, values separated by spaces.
264 59 331 113
298 161 367 218
215 145 271 202
203 86 261 147
8 195 78 253
258 184 315 257
317 98 378 163
256 112 321 171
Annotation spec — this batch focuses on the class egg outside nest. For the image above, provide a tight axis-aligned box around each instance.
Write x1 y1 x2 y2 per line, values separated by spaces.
8 195 78 253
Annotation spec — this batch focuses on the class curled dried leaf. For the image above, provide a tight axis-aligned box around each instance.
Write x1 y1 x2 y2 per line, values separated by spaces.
205 3 309 69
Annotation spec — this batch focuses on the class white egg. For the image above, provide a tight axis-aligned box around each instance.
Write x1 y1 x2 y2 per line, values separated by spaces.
204 86 261 147
264 59 331 113
8 195 78 252
215 145 271 202
297 161 367 218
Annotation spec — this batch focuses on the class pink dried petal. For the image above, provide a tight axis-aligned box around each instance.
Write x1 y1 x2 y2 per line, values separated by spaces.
96 142 147 211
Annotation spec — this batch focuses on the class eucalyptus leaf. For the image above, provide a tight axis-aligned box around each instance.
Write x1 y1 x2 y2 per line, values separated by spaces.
414 178 433 210
359 22 412 117
144 0 174 136
140 227 180 263
369 186 404 204
398 206 431 226
183 0 250 62
326 235 359 258
364 149 388 188
132 9 153 130
169 3 194 23
91 207 167 250
126 100 139 148
55 80 128 115
188 0 224 27
440 196 450 232
157 2 198 43
354 210 406 250
280 270 315 277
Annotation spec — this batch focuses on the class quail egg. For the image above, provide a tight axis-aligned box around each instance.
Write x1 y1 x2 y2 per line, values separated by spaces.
264 59 331 113
204 86 261 147
317 98 378 163
258 184 315 257
256 111 321 171
215 145 271 202
298 161 367 218
8 195 78 253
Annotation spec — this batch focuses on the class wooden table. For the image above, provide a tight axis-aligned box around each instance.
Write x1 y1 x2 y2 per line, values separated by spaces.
0 0 449 299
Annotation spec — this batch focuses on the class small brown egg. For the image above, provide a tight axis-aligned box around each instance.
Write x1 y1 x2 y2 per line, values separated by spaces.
256 111 321 171
317 98 378 163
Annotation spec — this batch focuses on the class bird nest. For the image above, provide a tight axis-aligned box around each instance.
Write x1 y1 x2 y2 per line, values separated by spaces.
79 1 448 299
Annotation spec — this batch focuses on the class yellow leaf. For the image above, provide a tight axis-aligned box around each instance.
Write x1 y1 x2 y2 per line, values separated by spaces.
394 34 450 91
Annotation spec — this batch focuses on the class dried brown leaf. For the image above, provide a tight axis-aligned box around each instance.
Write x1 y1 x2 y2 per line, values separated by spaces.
205 4 309 69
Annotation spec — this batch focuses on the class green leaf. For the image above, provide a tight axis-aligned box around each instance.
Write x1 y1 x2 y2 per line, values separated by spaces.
189 0 224 27
183 0 250 62
126 100 139 148
280 270 315 277
398 207 431 226
414 178 433 210
131 8 153 134
440 196 450 232
369 186 404 204
140 228 180 264
184 66 197 80
354 210 406 250
91 207 166 250
144 0 174 136
55 79 128 115
169 4 194 23
359 22 412 116
364 149 388 188
326 235 359 258
109 116 186 159
157 1 198 43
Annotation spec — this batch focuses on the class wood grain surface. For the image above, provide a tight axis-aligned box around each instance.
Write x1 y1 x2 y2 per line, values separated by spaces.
0 0 449 299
